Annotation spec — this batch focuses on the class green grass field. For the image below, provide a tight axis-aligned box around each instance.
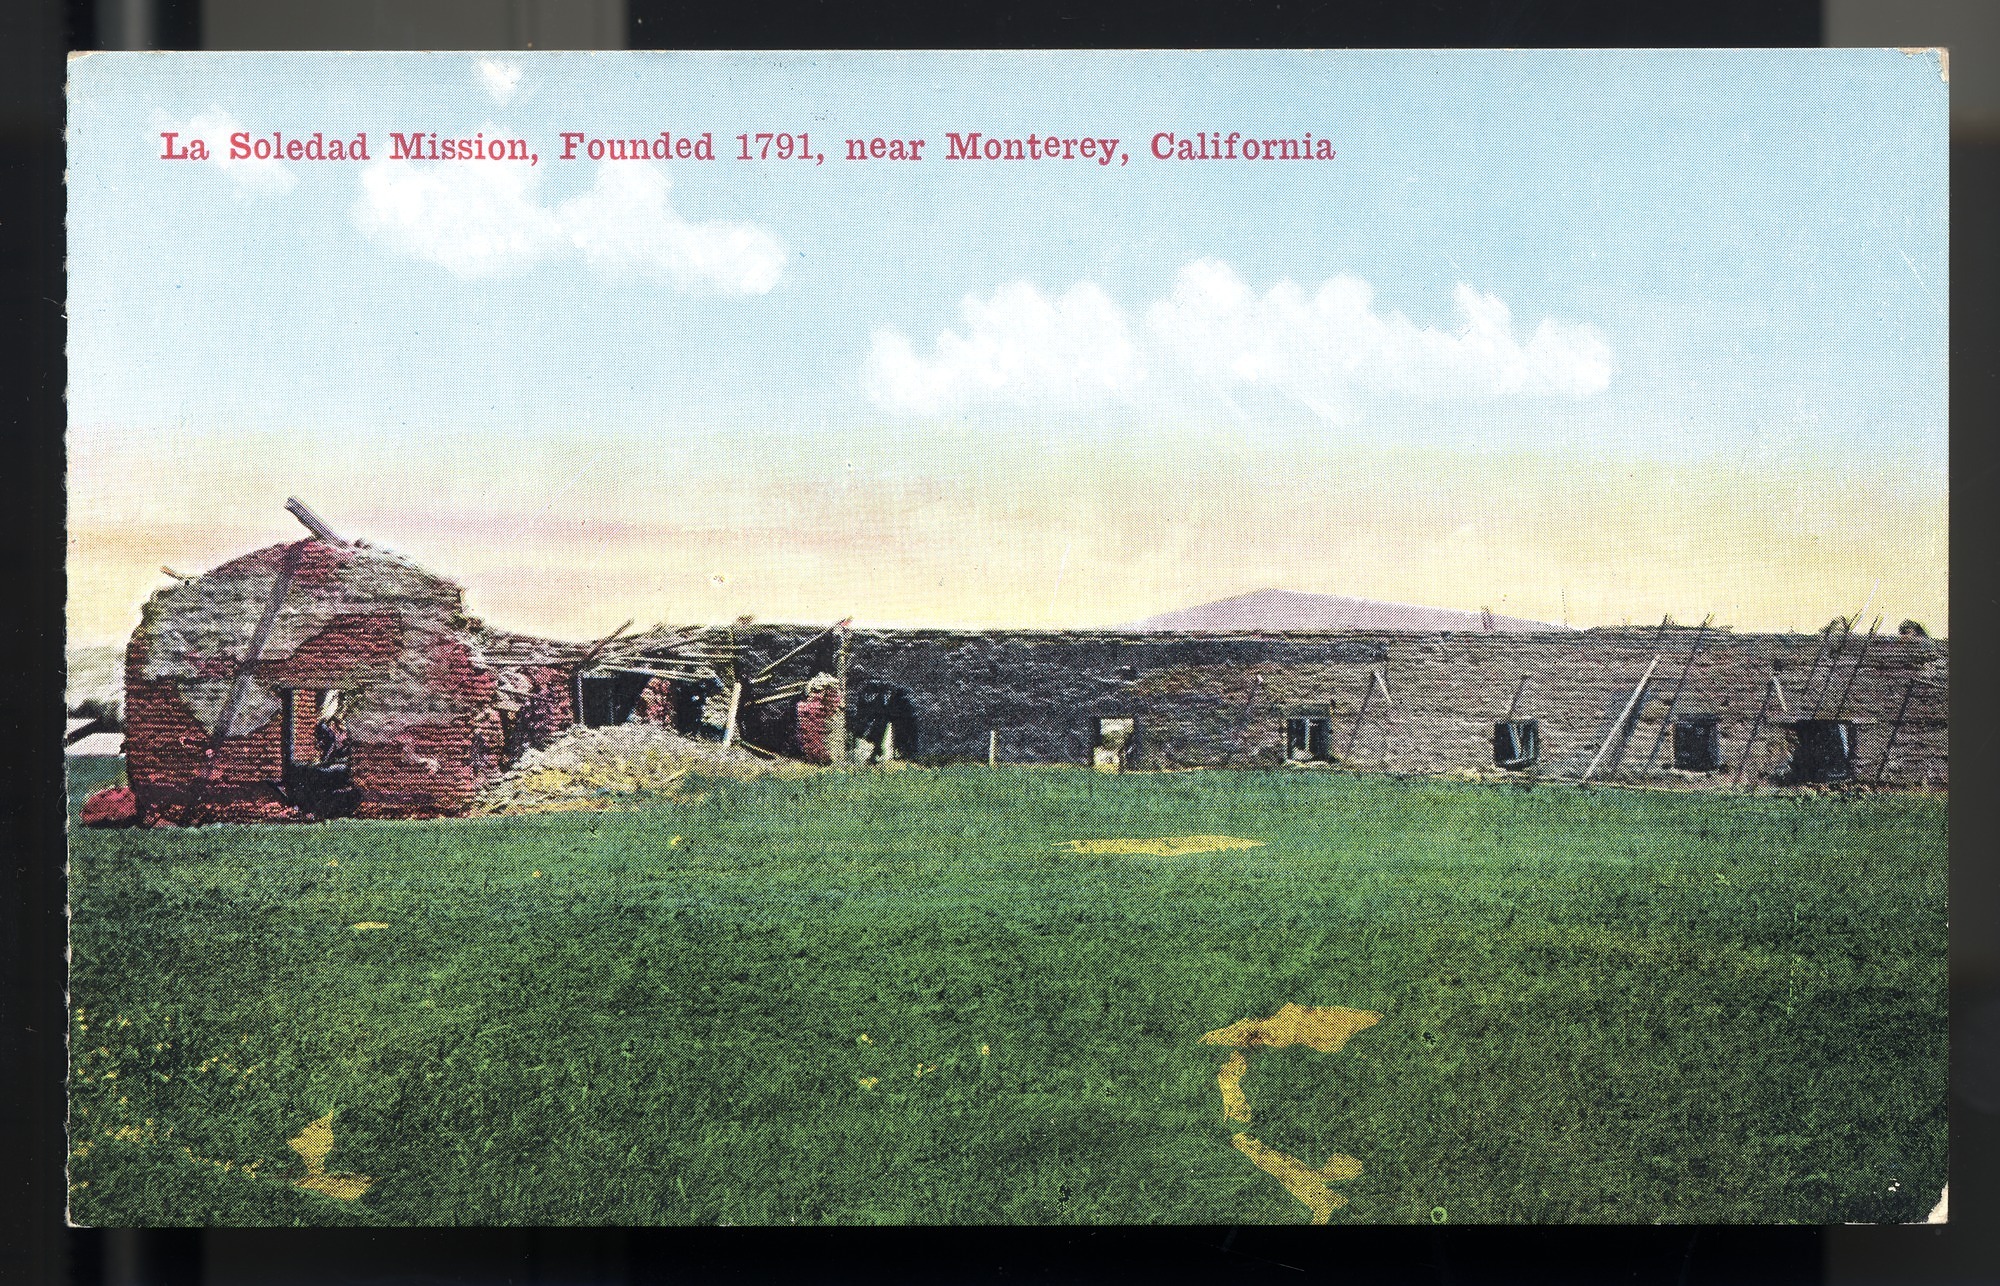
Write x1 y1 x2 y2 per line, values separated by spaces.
65 760 1947 1225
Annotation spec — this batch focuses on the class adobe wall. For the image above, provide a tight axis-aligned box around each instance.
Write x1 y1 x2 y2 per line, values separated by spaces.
118 535 1948 824
825 626 1947 786
836 631 1383 766
1323 626 1946 786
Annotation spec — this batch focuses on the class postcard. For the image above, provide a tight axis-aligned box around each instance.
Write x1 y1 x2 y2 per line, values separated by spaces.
64 49 1948 1225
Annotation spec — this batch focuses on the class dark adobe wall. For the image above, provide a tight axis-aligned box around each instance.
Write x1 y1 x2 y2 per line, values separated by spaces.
807 625 1946 786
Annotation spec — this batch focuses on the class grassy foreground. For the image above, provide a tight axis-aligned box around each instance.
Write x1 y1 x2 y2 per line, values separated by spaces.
66 762 1946 1225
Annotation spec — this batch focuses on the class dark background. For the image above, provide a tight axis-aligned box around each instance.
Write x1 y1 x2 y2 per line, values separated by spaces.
3 3 1990 1283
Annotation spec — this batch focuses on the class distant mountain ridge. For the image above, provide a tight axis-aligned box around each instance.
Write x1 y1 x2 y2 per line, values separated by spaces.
1122 589 1561 634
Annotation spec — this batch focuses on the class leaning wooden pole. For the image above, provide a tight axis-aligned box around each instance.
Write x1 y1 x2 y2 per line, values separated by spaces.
720 681 743 750
1504 673 1529 722
1808 615 1857 714
1830 616 1882 720
1344 671 1378 759
1797 621 1836 711
1641 614 1714 774
1732 671 1779 787
1583 655 1661 783
1372 669 1397 765
1602 617 1674 775
211 542 305 747
1872 678 1919 785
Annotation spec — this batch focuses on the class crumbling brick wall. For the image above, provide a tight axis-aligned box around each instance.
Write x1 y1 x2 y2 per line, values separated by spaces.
121 534 1948 821
793 676 843 764
713 627 847 758
636 677 675 725
508 664 577 744
122 538 558 824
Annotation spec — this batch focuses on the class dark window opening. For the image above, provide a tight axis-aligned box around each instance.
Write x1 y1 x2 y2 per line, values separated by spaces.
1493 719 1539 770
1671 714 1723 773
498 708 526 763
578 671 653 727
1094 716 1135 771
1287 716 1333 762
671 681 715 737
1783 719 1858 784
853 680 917 762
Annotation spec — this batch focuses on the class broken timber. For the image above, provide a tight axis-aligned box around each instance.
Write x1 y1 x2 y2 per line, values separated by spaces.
750 680 814 706
750 618 852 683
210 542 304 747
1641 614 1713 774
285 497 344 545
1873 678 1919 784
1582 654 1662 783
1732 669 1780 787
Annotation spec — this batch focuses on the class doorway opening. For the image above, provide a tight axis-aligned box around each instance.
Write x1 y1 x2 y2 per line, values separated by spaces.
853 680 917 762
280 687 359 818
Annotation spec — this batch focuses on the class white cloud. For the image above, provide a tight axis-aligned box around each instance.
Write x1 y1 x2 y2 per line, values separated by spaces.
477 59 524 105
862 281 1144 416
186 109 296 197
556 165 784 295
865 260 1610 421
1147 259 1611 413
354 160 562 278
351 155 785 293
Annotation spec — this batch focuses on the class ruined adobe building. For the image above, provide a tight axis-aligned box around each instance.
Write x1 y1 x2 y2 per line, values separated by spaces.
115 512 1948 825
124 536 580 824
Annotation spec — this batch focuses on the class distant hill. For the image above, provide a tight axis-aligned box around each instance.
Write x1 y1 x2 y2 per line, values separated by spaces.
1121 589 1560 634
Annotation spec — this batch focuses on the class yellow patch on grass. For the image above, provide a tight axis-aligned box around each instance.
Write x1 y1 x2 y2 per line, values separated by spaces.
286 1111 373 1202
1202 1003 1382 1220
1200 1003 1380 1052
1230 1134 1363 1224
1216 1050 1253 1123
1056 835 1265 857
349 922 389 932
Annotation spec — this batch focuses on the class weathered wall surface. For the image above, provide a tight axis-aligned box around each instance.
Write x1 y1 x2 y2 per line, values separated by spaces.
124 539 517 824
839 631 1384 765
823 626 1946 786
503 663 577 746
121 539 1948 825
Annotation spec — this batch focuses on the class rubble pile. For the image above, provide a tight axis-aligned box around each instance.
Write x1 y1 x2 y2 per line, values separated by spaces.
474 723 808 813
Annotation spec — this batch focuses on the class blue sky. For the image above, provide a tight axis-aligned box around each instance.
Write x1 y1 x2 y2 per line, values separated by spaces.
64 50 1950 641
